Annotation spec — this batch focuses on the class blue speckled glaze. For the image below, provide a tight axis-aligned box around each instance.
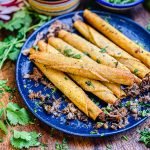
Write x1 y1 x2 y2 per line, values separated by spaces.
16 11 149 137
96 0 144 10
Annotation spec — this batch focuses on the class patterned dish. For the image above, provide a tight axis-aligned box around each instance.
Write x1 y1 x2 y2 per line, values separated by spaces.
28 0 80 16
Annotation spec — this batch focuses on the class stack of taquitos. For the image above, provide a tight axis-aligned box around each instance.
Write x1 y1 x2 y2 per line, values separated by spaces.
58 30 140 83
83 9 150 68
74 20 150 79
30 48 103 121
48 37 126 99
57 30 138 97
38 40 118 104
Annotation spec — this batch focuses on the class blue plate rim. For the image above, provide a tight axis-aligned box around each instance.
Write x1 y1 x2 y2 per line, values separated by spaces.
16 10 148 137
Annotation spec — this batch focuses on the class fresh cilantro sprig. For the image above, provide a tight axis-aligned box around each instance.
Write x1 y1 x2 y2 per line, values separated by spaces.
6 102 32 125
0 7 51 69
10 130 41 149
0 102 32 134
138 128 150 148
0 102 43 149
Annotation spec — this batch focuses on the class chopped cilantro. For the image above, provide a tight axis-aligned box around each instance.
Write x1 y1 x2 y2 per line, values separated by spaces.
99 47 107 53
64 77 68 80
73 54 81 59
138 128 150 148
90 130 98 134
106 106 112 111
85 81 94 88
121 135 128 141
125 101 131 107
103 109 109 115
97 122 104 126
64 49 81 59
139 110 150 117
133 69 139 75
139 102 150 107
96 59 101 64
106 0 135 4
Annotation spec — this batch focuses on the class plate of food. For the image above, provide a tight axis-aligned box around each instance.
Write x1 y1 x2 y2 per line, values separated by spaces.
16 10 150 137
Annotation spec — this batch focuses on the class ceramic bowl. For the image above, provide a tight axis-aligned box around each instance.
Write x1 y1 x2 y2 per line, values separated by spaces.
28 0 80 16
96 0 144 11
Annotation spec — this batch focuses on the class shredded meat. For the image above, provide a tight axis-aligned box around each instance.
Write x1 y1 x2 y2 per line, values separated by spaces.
28 91 45 101
124 73 150 97
41 79 55 89
43 99 61 117
24 67 43 82
47 20 72 37
63 103 88 122
140 72 150 93
124 83 140 97
139 93 150 103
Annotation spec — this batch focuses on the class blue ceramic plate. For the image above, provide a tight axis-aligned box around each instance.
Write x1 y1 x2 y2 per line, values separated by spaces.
16 11 149 137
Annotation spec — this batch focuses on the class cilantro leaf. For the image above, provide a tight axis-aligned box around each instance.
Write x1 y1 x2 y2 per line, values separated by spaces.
99 47 107 53
6 102 31 125
138 129 150 148
0 7 51 69
13 130 31 141
64 49 81 59
10 130 41 149
1 9 32 32
0 120 8 134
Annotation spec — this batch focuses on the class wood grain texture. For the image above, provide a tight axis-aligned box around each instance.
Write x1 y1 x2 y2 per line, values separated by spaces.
0 1 150 149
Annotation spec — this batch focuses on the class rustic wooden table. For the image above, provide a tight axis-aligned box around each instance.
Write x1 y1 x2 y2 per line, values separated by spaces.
0 0 150 150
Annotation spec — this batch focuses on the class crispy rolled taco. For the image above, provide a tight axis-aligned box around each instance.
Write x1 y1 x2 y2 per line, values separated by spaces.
30 51 108 81
83 9 150 68
74 20 149 79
